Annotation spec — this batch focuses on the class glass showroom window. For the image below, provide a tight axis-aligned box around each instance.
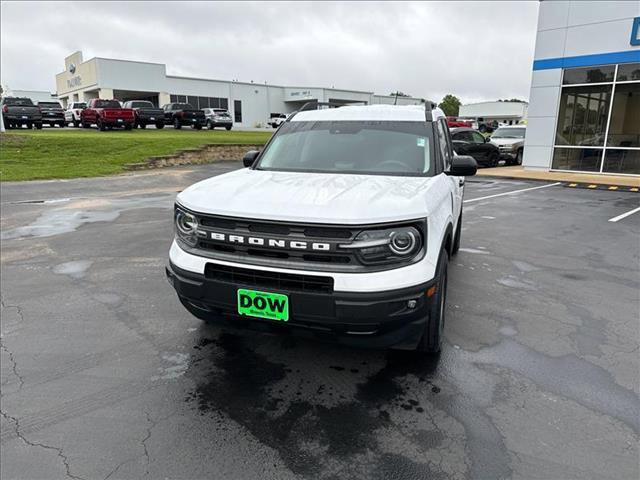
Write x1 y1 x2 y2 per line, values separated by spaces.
552 63 640 175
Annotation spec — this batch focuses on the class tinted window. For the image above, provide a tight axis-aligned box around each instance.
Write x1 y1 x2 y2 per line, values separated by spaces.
436 119 451 170
492 128 526 139
470 131 486 144
257 121 434 176
555 85 611 146
453 131 473 142
616 63 640 82
129 101 153 108
563 65 615 85
3 98 34 106
38 102 62 107
606 83 640 147
173 103 193 110
234 100 242 122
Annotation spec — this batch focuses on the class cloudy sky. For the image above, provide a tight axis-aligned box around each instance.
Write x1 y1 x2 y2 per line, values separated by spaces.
1 1 539 104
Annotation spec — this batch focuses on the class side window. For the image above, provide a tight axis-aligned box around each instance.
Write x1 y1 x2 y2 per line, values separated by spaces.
436 119 452 170
471 131 486 144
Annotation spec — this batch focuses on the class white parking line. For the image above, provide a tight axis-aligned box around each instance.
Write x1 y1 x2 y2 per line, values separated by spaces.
608 206 640 223
464 182 561 204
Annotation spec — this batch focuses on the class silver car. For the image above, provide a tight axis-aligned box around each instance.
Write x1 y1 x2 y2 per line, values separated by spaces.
489 126 526 165
202 108 232 130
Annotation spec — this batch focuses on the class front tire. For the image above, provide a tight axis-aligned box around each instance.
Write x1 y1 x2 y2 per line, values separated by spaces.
35 122 43 130
516 149 523 165
225 125 232 131
194 124 202 130
416 249 448 353
489 152 499 168
155 123 165 129
73 120 80 128
206 120 213 130
173 118 181 130
97 119 106 131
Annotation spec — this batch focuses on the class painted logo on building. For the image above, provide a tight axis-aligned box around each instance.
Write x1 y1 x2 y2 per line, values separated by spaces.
69 63 76 74
631 17 640 46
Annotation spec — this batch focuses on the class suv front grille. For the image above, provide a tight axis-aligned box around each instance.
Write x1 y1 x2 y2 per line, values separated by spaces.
205 263 334 293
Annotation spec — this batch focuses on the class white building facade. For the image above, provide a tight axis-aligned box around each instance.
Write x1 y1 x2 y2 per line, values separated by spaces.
55 51 424 128
524 1 640 175
3 89 58 104
459 101 528 125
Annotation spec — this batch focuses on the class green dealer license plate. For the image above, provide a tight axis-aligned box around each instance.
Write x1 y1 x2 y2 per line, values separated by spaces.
237 289 289 322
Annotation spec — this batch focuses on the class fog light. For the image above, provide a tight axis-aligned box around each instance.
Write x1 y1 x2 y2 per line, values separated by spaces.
407 299 417 309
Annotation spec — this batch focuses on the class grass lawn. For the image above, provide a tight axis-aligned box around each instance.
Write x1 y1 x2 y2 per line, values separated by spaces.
0 128 273 181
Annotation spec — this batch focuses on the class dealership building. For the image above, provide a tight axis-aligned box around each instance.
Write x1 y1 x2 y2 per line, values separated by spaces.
524 0 639 175
55 51 424 127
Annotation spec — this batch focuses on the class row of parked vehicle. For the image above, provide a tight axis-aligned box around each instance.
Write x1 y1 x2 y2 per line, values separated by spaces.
450 125 526 166
1 97 234 131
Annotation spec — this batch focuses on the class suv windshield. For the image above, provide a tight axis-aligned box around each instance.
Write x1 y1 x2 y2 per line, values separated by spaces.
38 102 62 108
94 100 121 108
492 127 525 139
4 98 34 106
256 121 434 176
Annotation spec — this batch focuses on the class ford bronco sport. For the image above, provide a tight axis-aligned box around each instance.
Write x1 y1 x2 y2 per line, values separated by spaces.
166 103 477 352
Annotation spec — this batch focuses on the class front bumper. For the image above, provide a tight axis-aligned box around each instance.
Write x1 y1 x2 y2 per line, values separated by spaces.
166 261 435 349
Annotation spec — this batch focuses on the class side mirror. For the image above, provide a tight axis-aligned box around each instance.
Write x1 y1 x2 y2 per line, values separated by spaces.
447 155 477 176
484 136 491 143
243 150 260 168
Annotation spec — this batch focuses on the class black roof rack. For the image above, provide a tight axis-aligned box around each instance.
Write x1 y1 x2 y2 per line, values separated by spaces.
425 101 437 122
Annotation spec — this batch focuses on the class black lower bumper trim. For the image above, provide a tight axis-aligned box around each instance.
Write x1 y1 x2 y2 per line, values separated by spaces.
166 262 435 350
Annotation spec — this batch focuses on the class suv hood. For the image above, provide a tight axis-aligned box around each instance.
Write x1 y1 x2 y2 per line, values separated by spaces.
177 168 440 224
490 138 523 147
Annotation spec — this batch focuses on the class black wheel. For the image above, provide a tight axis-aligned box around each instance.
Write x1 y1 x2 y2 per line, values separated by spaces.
139 123 146 129
155 123 165 129
416 248 448 353
225 126 232 131
73 120 80 128
452 213 462 256
206 120 213 130
26 122 33 129
58 122 65 128
194 124 202 130
173 118 181 130
489 152 499 168
82 121 90 129
125 124 133 131
97 119 106 131
516 149 523 165
35 122 43 130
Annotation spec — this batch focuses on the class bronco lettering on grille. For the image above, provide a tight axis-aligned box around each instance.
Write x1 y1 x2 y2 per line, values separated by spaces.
206 231 332 251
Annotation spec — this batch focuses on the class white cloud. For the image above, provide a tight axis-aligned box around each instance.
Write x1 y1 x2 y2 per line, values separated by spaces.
0 1 539 104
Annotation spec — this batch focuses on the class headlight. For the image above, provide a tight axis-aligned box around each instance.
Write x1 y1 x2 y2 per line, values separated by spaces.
341 225 423 265
175 206 198 246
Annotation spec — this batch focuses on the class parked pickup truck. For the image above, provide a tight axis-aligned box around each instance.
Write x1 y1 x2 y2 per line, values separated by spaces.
37 101 65 127
64 102 86 127
81 99 135 131
162 103 206 130
1 97 43 129
122 100 165 129
166 103 478 354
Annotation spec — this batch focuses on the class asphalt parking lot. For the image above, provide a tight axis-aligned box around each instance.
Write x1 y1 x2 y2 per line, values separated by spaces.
1 164 638 480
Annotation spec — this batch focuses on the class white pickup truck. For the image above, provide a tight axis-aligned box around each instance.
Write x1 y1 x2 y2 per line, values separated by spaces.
166 103 477 353
64 102 87 127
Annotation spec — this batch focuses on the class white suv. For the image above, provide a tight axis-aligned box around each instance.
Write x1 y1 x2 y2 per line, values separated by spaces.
64 102 86 127
166 104 477 353
268 113 289 128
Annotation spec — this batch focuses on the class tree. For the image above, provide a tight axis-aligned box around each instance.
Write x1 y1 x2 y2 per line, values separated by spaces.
389 91 410 97
438 94 461 117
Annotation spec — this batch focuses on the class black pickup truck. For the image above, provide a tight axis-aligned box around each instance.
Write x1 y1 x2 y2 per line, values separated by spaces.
1 97 43 129
162 103 205 130
37 101 65 128
122 100 165 129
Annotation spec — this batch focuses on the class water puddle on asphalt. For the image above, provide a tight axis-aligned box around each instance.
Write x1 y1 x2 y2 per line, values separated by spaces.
1 194 174 240
52 260 93 279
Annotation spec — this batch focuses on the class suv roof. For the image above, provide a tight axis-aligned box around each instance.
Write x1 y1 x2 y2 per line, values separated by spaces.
496 125 526 129
291 104 445 123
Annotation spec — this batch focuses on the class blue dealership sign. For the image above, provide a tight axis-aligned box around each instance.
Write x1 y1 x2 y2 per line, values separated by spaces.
632 17 640 46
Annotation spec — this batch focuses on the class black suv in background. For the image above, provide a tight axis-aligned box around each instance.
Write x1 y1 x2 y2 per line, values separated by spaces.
450 127 500 167
162 103 206 130
122 100 165 129
1 97 43 129
37 101 65 128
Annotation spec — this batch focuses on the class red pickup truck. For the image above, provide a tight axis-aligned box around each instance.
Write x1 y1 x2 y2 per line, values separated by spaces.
81 99 135 131
446 117 474 128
